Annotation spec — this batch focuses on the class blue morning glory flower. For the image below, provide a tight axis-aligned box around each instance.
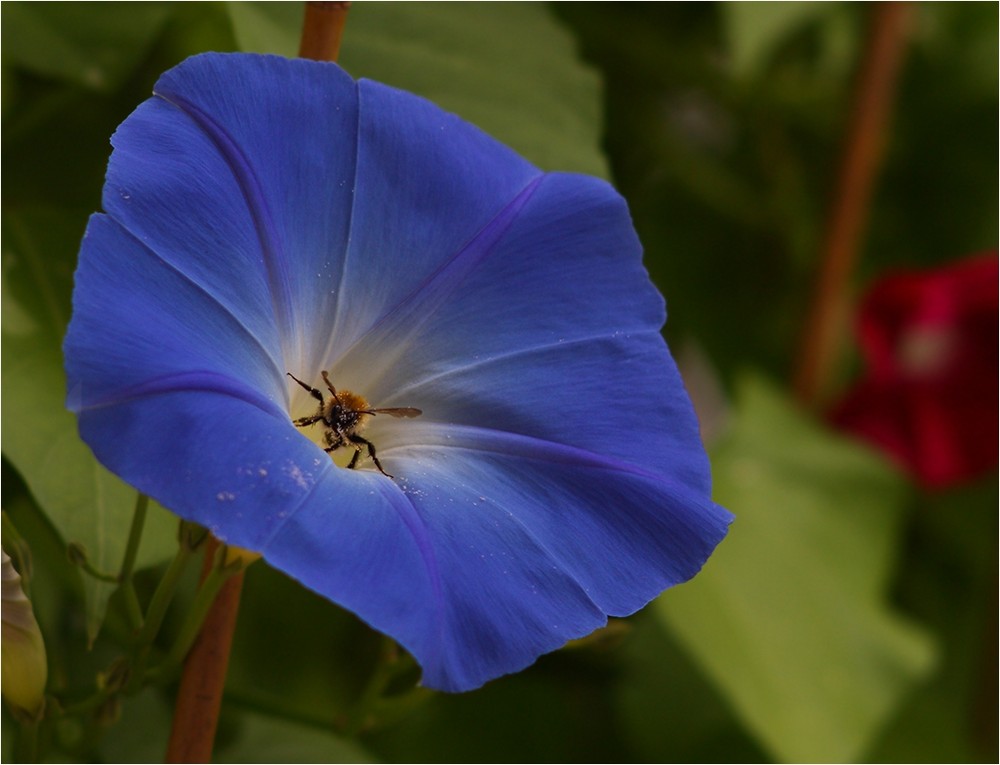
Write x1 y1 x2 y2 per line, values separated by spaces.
63 53 732 692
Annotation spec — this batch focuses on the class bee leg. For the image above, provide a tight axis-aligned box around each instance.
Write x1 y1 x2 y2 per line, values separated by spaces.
286 372 325 406
346 448 362 470
292 414 323 428
348 434 392 478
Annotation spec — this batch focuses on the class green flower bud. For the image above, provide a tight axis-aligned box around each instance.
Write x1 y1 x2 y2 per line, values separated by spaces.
2 549 47 718
97 656 131 694
220 544 261 571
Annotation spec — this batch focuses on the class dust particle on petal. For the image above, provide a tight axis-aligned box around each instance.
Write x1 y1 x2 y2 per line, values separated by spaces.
284 462 312 490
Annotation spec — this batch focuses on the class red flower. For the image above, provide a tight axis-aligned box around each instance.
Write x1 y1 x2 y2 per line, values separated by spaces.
830 253 999 489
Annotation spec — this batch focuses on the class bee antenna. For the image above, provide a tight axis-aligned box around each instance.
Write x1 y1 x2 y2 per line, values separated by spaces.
320 370 343 404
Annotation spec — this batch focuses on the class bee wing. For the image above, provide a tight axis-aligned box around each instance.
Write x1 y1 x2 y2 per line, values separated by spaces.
370 407 423 418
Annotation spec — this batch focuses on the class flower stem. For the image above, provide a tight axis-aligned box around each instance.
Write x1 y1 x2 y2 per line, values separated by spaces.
137 539 195 648
164 537 246 763
67 543 120 583
161 558 235 672
118 493 149 631
125 531 199 694
298 1 351 62
792 2 912 407
340 637 429 736
18 718 40 763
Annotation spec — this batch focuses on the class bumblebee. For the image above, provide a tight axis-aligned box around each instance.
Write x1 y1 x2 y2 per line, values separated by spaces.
287 371 421 478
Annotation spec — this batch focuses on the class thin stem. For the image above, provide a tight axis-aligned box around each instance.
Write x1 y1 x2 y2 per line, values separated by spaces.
161 560 234 673
119 494 148 579
298 1 351 62
344 637 399 736
121 579 142 630
56 526 201 714
136 545 193 648
59 687 114 717
792 2 912 407
163 538 246 763
67 543 120 583
19 718 40 763
118 493 149 630
340 637 429 736
124 541 197 694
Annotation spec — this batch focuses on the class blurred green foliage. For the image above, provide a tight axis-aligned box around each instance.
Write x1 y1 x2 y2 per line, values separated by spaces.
1 2 996 763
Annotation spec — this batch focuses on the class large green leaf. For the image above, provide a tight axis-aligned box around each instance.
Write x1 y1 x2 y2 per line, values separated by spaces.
226 1 303 60
615 614 768 762
215 709 375 764
97 686 375 764
656 375 935 762
721 3 855 81
866 479 998 762
1 208 178 642
227 2 608 178
0 2 173 91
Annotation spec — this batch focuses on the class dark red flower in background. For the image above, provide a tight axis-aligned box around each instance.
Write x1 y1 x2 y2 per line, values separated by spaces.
830 253 999 490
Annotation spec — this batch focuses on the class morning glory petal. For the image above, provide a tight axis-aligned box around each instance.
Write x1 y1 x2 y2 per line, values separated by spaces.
77 392 320 551
383 334 712 495
65 214 285 410
320 78 540 359
65 52 732 693
100 97 283 373
335 172 710 492
262 441 615 693
380 431 728 691
334 170 660 388
153 53 360 374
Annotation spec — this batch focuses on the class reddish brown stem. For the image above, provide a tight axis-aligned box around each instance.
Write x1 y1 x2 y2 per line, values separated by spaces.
793 2 912 407
165 538 245 763
299 2 351 62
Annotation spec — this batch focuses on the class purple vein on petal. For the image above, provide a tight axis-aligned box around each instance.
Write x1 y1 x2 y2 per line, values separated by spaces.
70 370 286 419
257 456 334 551
331 175 545 383
153 89 299 370
465 488 605 612
103 218 288 395
376 481 448 669
380 422 695 495
250 454 448 672
385 332 662 404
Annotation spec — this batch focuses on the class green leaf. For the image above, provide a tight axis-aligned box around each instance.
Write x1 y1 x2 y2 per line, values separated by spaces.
721 3 850 80
214 711 375 764
96 687 375 764
656 375 935 762
95 688 172 762
866 479 998 762
1 208 177 643
616 614 768 762
227 2 303 60
226 1 608 178
0 2 173 91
